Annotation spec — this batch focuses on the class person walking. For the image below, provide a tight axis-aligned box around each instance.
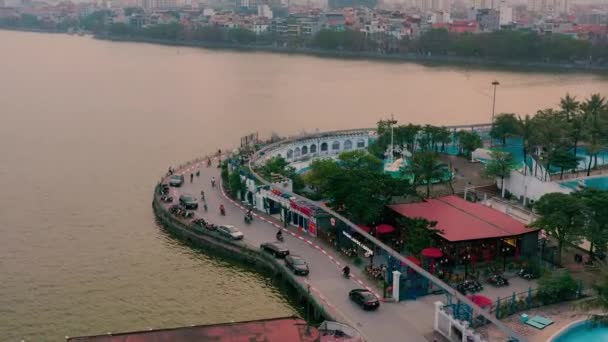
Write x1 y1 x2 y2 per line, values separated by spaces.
200 190 205 201
190 173 194 183
211 177 216 188
196 170 200 177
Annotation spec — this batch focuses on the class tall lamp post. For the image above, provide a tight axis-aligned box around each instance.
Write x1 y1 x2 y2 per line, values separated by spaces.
501 245 510 272
462 254 472 279
490 80 500 147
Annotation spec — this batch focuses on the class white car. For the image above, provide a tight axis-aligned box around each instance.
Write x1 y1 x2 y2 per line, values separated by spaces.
218 225 244 240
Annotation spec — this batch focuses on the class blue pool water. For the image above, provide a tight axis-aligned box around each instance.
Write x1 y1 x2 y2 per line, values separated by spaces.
561 176 608 191
552 320 608 342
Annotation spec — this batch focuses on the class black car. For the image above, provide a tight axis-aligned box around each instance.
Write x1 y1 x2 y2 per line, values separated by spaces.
192 218 217 231
349 289 380 311
169 174 184 187
260 242 290 258
285 255 309 276
179 194 198 209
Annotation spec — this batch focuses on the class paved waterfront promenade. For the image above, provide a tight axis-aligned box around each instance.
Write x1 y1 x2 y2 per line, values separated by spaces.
159 158 437 342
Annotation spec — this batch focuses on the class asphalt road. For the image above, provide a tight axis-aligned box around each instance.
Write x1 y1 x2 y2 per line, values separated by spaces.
162 159 434 342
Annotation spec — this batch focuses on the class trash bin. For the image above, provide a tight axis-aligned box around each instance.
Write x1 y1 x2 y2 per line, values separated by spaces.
520 314 529 323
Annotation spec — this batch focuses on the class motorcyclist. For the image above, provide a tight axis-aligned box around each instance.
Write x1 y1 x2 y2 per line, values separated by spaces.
203 203 208 212
219 204 225 216
211 177 216 188
343 265 350 277
276 229 283 241
200 190 205 201
246 209 253 220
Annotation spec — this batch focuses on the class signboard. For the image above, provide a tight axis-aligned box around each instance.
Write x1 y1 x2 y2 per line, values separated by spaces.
342 231 373 256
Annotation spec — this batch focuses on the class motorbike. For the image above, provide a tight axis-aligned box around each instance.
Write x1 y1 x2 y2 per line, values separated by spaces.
276 232 284 242
487 274 509 287
220 205 225 216
244 212 253 224
160 196 173 203
518 268 535 280
342 267 350 278
456 279 484 294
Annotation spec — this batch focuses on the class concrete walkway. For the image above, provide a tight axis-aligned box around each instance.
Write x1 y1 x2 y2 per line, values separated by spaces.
161 158 436 342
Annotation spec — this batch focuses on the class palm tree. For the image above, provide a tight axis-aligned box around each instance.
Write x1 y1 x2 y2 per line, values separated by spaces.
409 151 445 198
435 126 452 152
581 94 607 171
559 93 580 122
518 114 536 175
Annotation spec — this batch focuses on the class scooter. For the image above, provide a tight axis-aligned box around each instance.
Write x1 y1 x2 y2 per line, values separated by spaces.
220 205 225 216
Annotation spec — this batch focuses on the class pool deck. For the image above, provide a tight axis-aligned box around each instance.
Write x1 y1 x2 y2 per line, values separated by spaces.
476 301 592 342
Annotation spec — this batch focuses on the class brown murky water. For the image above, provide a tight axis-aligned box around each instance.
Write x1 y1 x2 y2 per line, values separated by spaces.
0 30 606 340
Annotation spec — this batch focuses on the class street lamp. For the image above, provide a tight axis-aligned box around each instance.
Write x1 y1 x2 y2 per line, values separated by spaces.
501 246 510 272
491 80 500 147
462 254 472 279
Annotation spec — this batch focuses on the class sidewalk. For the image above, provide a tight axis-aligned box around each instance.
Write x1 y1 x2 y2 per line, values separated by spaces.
162 158 435 342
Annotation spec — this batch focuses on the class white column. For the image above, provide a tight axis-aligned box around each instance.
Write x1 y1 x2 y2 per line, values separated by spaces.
392 271 401 302
434 301 443 332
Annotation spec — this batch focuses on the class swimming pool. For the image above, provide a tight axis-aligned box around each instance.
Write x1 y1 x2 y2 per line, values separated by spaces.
551 320 608 342
561 176 608 191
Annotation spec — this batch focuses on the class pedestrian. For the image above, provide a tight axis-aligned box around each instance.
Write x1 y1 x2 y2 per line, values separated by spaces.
196 170 200 177
200 190 205 201
211 177 216 188
190 173 194 183
203 203 208 212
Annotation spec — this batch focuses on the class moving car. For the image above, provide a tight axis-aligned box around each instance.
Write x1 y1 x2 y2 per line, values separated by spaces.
169 174 184 187
348 289 380 310
217 225 244 240
285 255 309 276
260 242 290 258
179 194 198 209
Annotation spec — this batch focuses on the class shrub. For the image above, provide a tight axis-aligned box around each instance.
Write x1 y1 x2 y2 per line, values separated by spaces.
536 270 578 305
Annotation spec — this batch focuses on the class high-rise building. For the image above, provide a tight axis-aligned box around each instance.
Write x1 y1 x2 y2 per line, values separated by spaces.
529 0 568 14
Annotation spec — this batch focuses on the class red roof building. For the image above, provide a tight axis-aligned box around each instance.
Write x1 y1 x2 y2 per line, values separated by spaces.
388 195 539 260
67 316 363 342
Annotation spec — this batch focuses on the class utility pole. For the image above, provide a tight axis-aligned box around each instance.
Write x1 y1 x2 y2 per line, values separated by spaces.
491 80 500 147
388 114 397 164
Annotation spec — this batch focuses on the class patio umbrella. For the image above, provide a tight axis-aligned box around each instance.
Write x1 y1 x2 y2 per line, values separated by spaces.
375 224 396 235
405 255 422 267
357 224 371 233
466 295 492 309
422 247 442 259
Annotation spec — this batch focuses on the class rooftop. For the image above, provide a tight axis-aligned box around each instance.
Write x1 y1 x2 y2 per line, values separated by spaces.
67 316 361 342
388 195 537 242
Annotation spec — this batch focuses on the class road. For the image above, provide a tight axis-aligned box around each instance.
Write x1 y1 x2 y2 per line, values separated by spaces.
161 158 436 342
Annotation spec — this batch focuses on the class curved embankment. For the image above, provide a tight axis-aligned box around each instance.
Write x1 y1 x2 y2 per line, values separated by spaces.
151 161 333 325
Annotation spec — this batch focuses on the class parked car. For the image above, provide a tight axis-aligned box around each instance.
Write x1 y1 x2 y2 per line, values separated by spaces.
169 174 184 187
260 242 290 258
179 194 198 209
285 255 309 276
217 225 244 240
348 289 380 311
192 218 217 231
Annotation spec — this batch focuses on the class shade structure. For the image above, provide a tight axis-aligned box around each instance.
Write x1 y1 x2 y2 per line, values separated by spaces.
405 255 421 267
357 224 371 233
375 224 396 234
421 247 443 259
466 295 492 309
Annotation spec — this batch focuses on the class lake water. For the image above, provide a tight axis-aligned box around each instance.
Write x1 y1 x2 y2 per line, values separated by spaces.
0 30 606 340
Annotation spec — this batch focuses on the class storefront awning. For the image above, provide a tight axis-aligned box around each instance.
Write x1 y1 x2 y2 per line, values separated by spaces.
421 247 443 259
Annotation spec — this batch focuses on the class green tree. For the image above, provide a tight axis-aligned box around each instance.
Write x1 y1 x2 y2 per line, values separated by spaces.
578 263 608 325
409 151 445 198
257 156 304 192
536 270 579 305
228 169 246 199
338 150 382 172
532 193 585 266
324 169 412 225
396 217 442 256
518 114 536 175
491 113 520 146
533 109 571 180
304 158 341 194
549 148 581 179
457 130 482 158
484 151 516 198
559 93 580 122
435 126 452 152
574 189 608 260
581 94 608 174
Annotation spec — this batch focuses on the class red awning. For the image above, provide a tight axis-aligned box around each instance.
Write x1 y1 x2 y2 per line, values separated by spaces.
421 247 443 259
357 224 371 233
376 224 396 234
466 295 492 308
405 255 421 266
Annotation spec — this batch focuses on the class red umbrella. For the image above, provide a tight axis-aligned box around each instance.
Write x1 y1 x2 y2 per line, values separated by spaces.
466 295 492 309
421 247 443 259
375 224 396 234
357 224 371 233
405 255 421 267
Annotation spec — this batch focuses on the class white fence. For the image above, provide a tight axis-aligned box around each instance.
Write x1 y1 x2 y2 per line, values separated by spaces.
434 302 487 342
